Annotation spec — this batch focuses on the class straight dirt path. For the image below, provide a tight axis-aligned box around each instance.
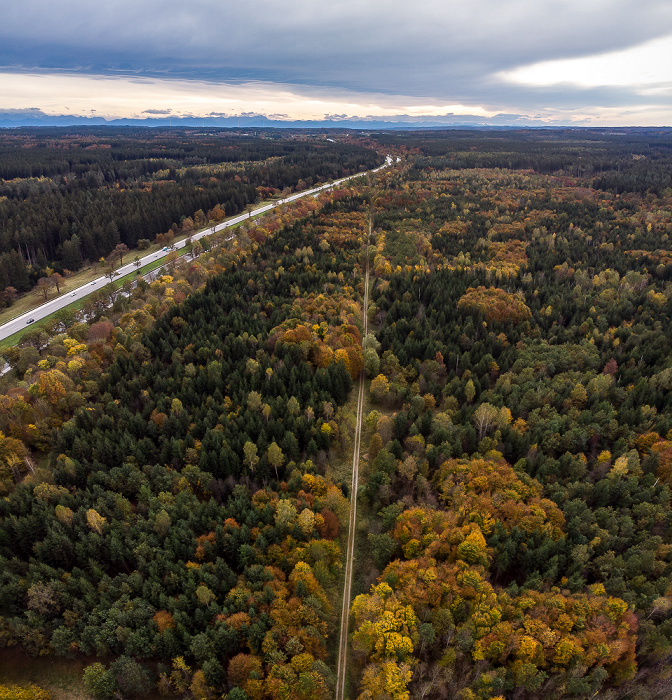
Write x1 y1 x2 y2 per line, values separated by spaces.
335 215 371 700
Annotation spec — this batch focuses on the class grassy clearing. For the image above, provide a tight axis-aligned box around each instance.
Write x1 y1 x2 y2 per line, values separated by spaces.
338 380 375 700
345 385 401 698
323 376 370 695
325 389 361 487
351 384 382 600
0 649 166 700
0 648 91 700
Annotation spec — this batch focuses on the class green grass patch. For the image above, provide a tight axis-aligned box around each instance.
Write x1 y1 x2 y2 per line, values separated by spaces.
384 227 422 268
325 390 361 487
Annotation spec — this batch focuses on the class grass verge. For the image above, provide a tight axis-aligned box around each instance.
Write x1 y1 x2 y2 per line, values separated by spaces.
0 195 289 350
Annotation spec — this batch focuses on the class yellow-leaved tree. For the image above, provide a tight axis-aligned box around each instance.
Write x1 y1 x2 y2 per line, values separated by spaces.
351 581 418 699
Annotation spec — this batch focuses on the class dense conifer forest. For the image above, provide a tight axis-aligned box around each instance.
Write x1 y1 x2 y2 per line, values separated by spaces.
1 127 672 699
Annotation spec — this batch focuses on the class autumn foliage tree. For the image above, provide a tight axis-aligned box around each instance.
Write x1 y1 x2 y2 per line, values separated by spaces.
458 286 532 324
351 455 636 698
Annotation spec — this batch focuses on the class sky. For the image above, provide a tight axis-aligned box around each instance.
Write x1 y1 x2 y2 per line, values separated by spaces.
0 0 671 126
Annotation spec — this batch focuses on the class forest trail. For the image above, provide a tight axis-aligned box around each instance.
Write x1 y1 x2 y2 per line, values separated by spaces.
335 215 371 700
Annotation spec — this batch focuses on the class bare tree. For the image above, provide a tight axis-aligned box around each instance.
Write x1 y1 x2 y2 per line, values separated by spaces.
35 277 53 301
50 272 65 294
112 243 129 267
473 402 500 440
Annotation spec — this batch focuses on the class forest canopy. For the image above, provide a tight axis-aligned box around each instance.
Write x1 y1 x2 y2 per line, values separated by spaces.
1 126 672 699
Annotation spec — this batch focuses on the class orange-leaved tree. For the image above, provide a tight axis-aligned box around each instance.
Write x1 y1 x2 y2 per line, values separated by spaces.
457 286 531 324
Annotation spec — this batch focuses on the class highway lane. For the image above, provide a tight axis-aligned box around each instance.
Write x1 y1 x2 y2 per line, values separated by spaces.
0 156 392 343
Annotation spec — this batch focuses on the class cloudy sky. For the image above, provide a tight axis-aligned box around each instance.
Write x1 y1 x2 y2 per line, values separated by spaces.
1 0 671 125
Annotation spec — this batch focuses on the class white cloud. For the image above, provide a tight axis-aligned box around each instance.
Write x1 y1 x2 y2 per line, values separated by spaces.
499 33 672 89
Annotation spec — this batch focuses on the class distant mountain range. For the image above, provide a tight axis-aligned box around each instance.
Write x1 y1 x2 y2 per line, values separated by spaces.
0 108 571 130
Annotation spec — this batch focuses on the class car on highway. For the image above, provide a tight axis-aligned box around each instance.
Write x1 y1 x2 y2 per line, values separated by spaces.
26 318 35 324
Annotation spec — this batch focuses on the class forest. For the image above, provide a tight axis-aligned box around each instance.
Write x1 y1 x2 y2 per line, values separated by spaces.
1 127 672 699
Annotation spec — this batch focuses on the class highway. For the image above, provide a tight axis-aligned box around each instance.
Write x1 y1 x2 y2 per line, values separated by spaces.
0 156 393 343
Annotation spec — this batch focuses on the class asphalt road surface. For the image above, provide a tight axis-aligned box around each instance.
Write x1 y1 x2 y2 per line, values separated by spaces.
0 156 392 343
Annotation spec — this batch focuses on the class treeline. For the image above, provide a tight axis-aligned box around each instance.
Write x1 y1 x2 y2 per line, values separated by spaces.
0 128 374 181
378 127 672 192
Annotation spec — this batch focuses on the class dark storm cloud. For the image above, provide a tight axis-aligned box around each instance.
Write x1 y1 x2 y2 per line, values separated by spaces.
1 0 671 118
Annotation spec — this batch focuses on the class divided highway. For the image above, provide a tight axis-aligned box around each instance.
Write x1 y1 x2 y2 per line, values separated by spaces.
0 155 393 343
